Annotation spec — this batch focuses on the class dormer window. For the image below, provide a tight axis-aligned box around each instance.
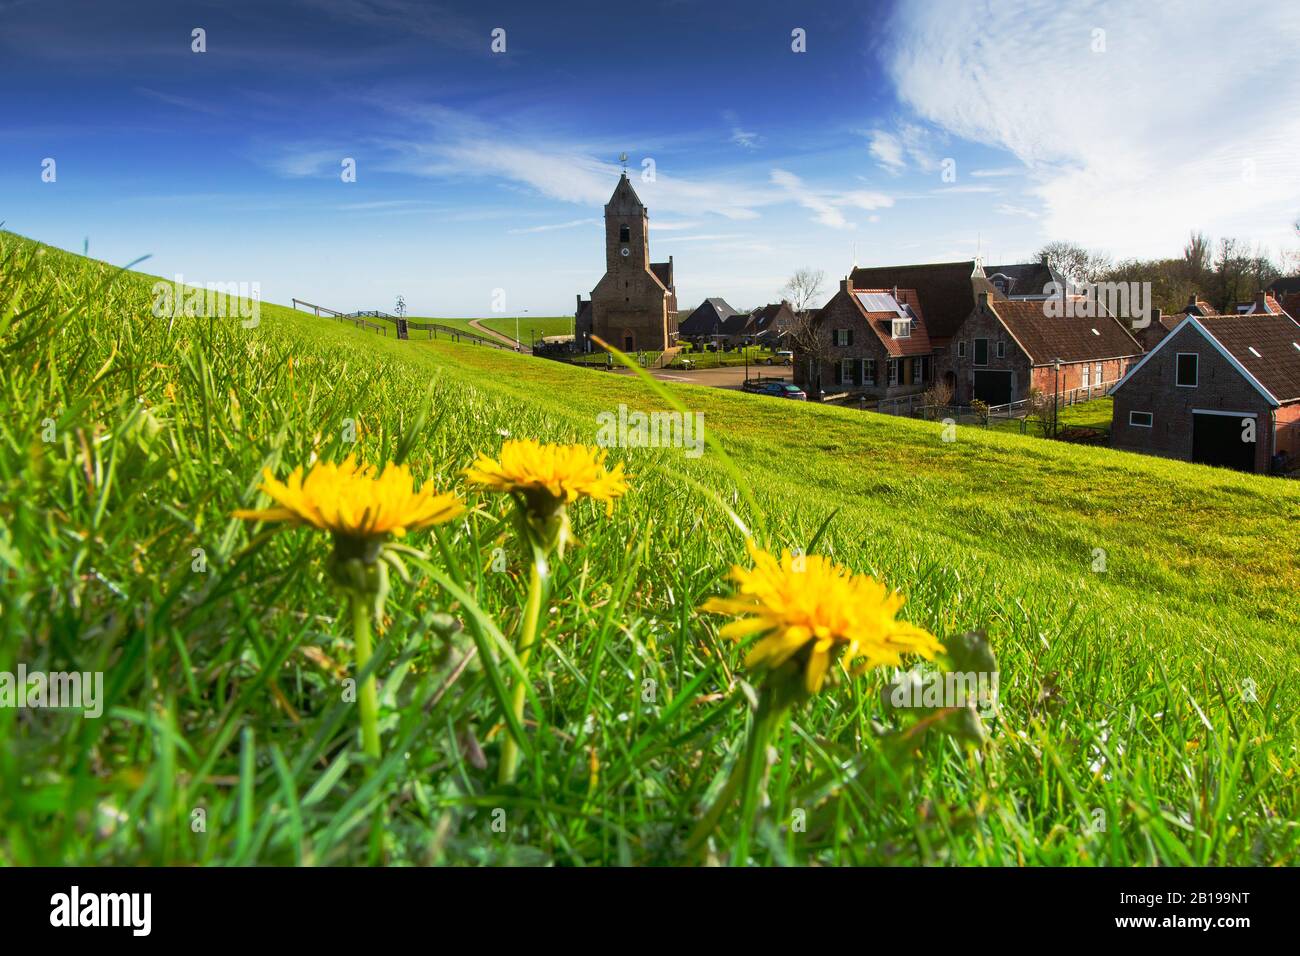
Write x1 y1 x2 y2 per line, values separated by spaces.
619 224 630 243
892 320 910 338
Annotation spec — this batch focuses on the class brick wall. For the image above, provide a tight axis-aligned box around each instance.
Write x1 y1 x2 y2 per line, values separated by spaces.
792 289 928 398
947 304 1031 402
1110 323 1276 472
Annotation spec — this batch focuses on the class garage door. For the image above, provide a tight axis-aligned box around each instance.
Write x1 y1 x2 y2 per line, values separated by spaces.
1192 412 1256 472
972 370 1013 406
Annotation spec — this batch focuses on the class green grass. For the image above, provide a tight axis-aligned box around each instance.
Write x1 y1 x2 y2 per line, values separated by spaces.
2 230 1298 866
476 316 572 344
988 397 1115 435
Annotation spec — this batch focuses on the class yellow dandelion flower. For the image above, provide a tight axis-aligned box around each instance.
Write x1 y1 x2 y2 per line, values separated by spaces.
235 455 465 542
234 456 463 764
463 438 628 514
464 439 628 784
702 541 943 695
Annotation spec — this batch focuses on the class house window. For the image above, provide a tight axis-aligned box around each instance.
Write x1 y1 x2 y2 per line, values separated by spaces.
862 358 876 385
974 339 988 366
957 341 966 358
1094 362 1103 384
841 358 854 383
892 320 910 338
833 329 853 347
619 224 630 242
1176 353 1198 387
912 357 924 384
1081 363 1090 388
1129 411 1153 428
995 340 1005 359
888 359 899 386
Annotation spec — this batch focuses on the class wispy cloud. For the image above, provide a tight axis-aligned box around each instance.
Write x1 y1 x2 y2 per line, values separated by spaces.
134 87 223 116
723 110 759 149
971 166 1023 179
770 169 893 229
886 0 1300 255
507 217 599 234
866 124 940 175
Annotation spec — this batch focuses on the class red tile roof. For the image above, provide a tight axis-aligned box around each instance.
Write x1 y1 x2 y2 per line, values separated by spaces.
986 297 1143 364
850 288 931 357
1197 314 1300 403
849 261 998 341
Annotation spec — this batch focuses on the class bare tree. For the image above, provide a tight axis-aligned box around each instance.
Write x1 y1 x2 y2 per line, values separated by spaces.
785 310 830 400
781 268 826 316
1036 241 1111 285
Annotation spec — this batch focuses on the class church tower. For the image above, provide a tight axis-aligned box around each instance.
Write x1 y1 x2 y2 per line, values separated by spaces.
605 173 649 272
577 171 677 354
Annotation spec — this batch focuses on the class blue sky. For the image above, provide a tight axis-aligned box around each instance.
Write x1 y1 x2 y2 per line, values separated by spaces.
2 0 1298 316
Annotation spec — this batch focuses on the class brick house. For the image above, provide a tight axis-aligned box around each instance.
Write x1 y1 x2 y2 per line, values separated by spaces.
792 279 934 399
575 173 678 353
849 260 997 350
948 293 1143 405
1110 313 1300 473
746 301 796 344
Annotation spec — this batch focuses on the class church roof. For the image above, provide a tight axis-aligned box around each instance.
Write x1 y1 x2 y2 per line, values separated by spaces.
606 172 645 213
650 261 673 290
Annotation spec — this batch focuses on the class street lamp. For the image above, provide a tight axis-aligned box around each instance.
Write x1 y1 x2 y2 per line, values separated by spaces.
1052 357 1063 438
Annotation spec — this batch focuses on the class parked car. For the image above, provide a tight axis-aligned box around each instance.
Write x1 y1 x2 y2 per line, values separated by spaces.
759 382 806 401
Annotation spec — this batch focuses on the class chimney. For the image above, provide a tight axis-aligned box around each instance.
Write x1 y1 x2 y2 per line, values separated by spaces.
1040 252 1049 266
1187 290 1198 307
1151 307 1162 326
840 276 853 294
1255 289 1268 313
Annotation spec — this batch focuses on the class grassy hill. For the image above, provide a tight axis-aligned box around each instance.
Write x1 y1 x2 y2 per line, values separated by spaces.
476 316 573 344
2 230 1297 866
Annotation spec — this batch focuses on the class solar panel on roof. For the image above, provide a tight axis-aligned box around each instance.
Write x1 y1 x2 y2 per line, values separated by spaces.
855 292 905 315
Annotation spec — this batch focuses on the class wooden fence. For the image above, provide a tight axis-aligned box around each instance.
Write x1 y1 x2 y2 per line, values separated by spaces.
291 300 516 351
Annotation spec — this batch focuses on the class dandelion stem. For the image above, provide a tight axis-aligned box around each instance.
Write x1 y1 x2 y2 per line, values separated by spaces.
351 593 381 761
499 556 545 784
732 690 784 865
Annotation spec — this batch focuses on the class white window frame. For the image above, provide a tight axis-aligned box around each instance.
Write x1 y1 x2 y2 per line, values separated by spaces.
1081 363 1090 388
957 341 966 358
888 359 899 386
862 358 876 386
1094 362 1103 384
1175 352 1199 387
996 340 1005 359
892 320 910 339
840 357 854 382
1129 411 1153 428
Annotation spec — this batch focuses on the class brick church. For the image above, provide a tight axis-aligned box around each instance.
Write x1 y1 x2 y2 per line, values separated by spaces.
575 173 678 352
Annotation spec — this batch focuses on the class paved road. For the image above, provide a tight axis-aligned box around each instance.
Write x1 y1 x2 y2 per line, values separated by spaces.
468 318 527 352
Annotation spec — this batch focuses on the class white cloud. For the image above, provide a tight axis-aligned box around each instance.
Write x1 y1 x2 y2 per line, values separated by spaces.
868 131 905 172
867 124 941 175
358 102 770 221
885 0 1300 256
507 218 599 235
770 169 894 229
724 110 759 149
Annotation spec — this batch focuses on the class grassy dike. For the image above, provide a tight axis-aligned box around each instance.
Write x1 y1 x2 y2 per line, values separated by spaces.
1 230 1297 865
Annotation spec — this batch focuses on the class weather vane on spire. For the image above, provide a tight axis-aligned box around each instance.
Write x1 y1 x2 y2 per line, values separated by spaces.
619 152 628 172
